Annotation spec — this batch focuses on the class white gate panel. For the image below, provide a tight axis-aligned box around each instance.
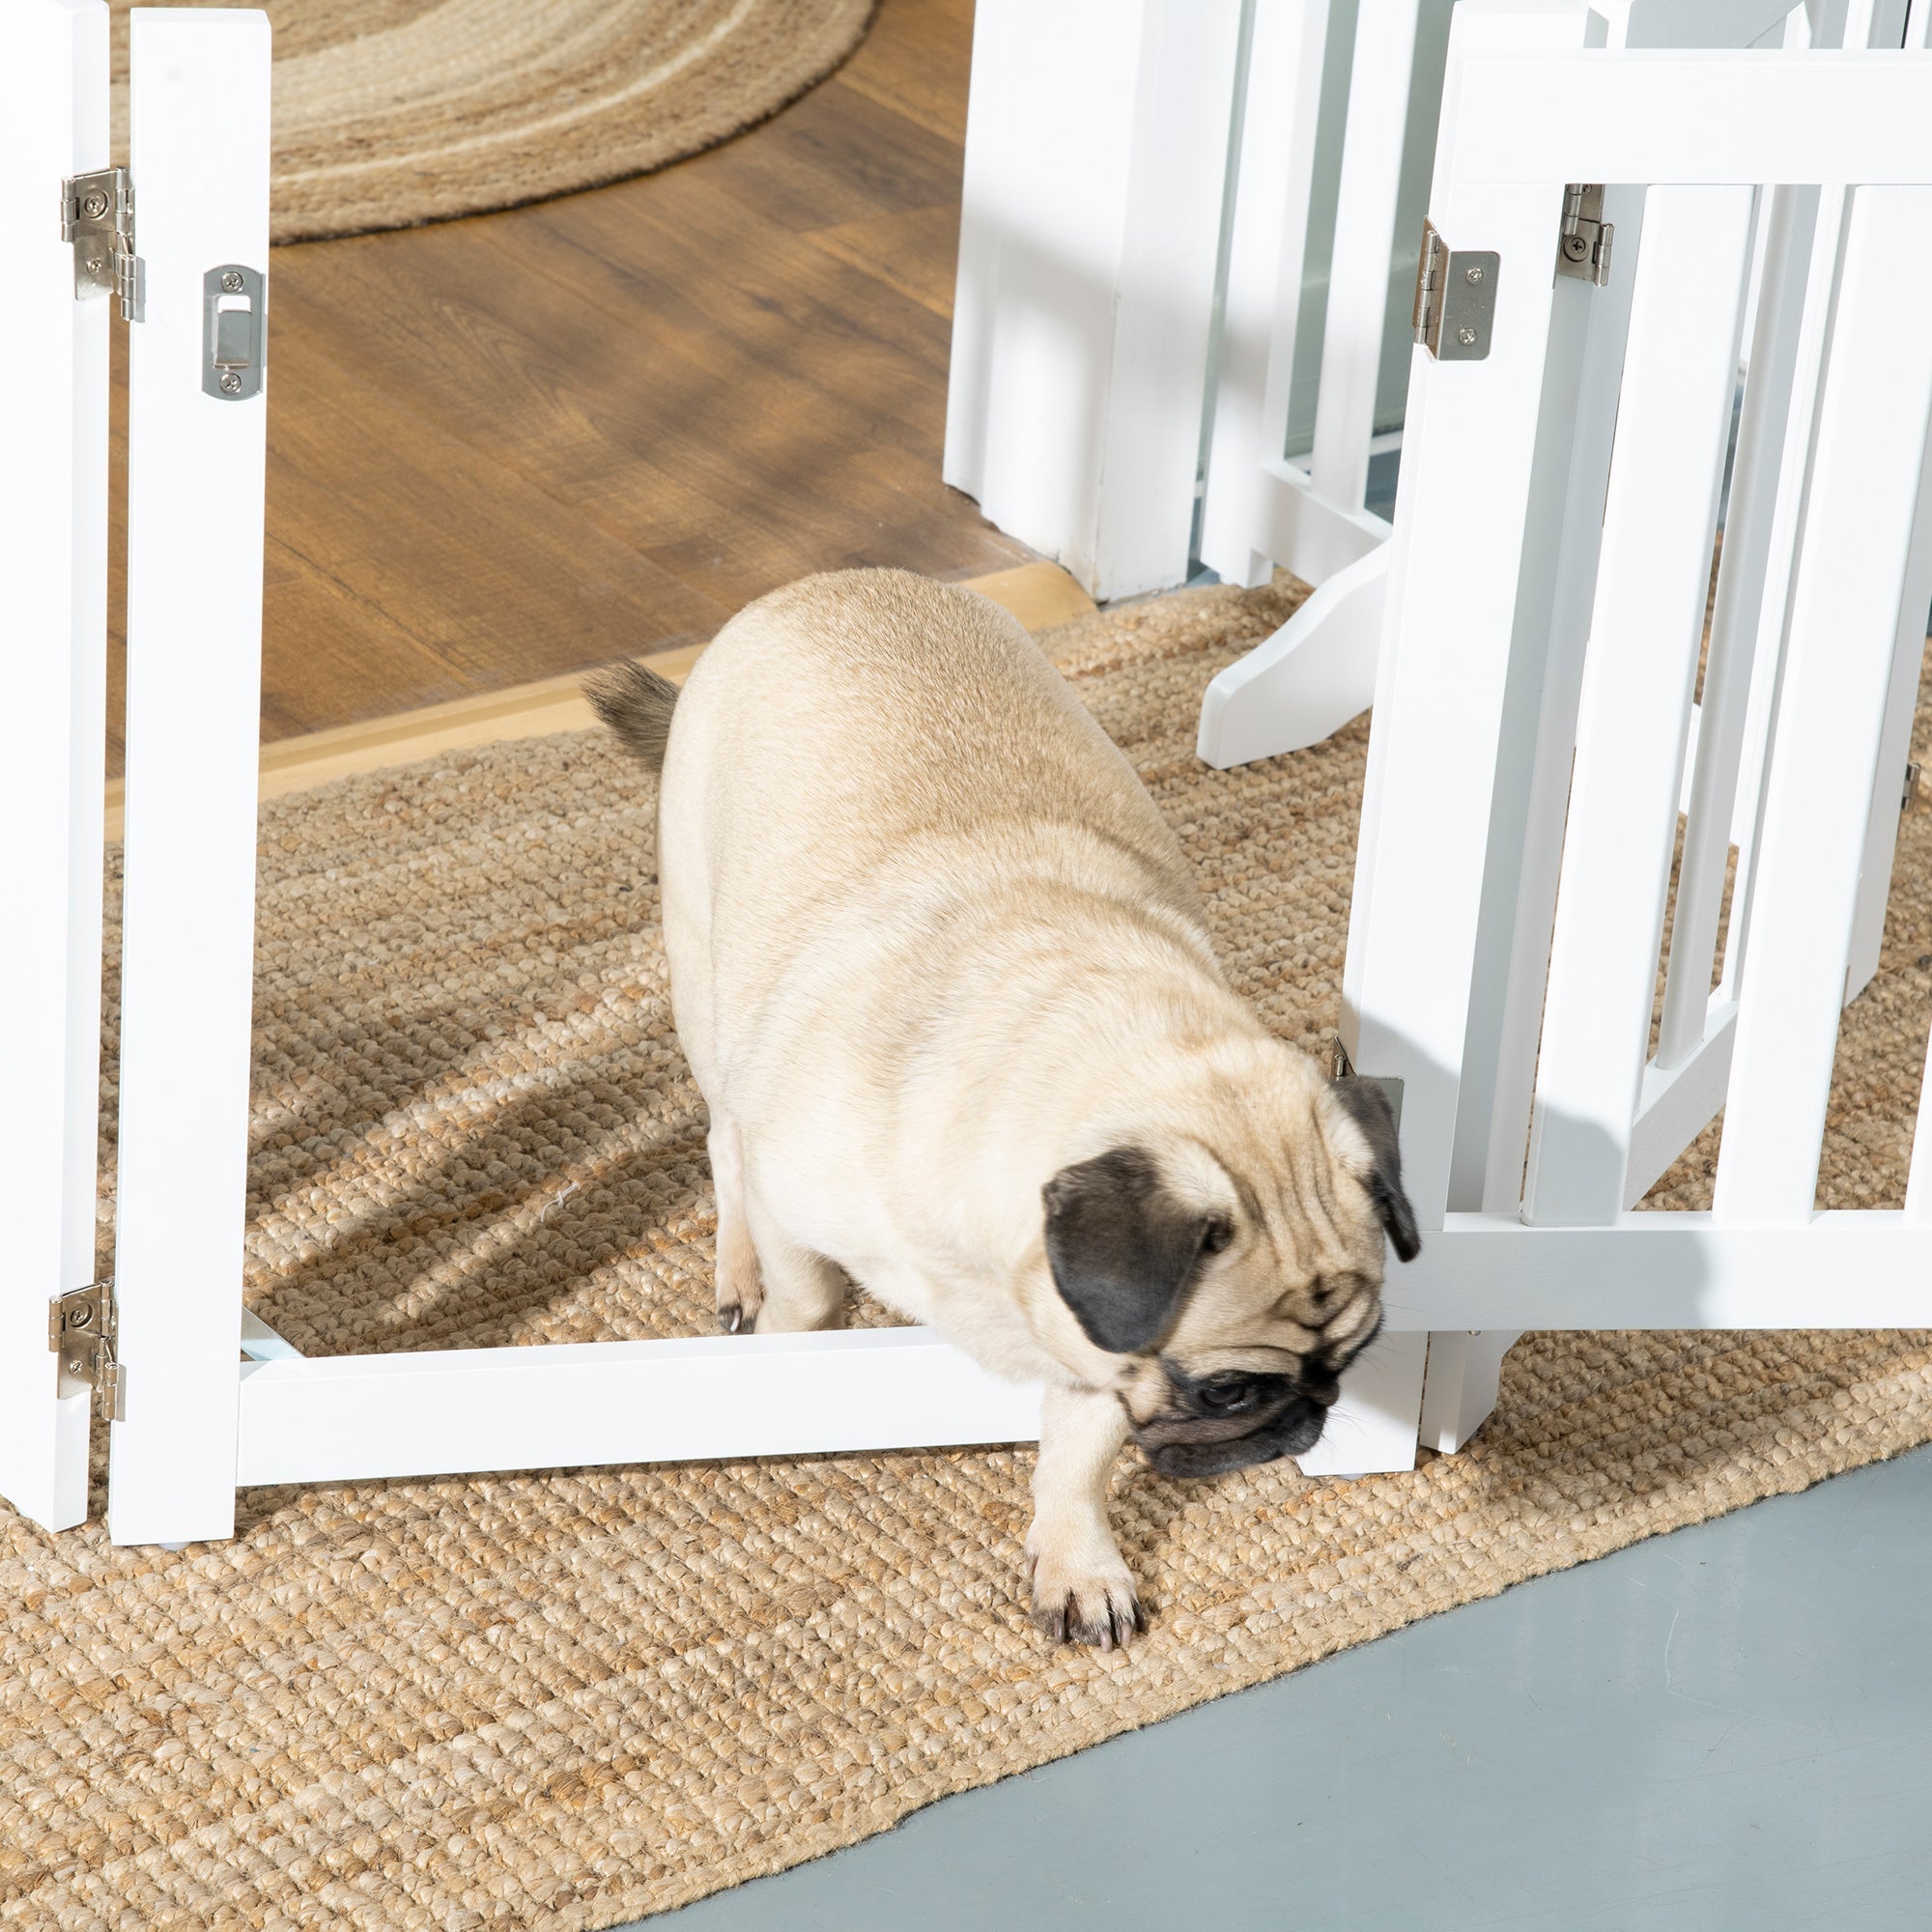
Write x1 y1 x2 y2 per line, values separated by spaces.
1347 13 1932 1479
11 2 1926 1546
1713 185 1932 1227
1197 2 1813 776
109 8 271 1547
0 0 108 1536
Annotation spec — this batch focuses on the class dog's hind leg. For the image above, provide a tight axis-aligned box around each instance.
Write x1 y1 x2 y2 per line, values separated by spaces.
708 1112 764 1335
740 1192 847 1333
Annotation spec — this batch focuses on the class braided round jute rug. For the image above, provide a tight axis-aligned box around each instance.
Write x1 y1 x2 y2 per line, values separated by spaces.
7 580 1932 1929
106 0 875 244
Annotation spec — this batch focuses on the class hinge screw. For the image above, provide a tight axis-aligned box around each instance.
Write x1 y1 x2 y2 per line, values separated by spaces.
220 371 242 394
1457 327 1478 346
81 189 109 220
1463 265 1484 285
1562 233 1590 262
220 269 243 293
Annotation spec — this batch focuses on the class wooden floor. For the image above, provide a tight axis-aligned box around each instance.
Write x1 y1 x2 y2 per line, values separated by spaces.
104 0 1026 772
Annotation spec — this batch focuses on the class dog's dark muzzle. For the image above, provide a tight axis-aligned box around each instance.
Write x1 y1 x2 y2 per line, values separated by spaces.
1129 1367 1333 1478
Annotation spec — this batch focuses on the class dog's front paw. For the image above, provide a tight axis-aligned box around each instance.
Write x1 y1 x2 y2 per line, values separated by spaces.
1025 1523 1142 1650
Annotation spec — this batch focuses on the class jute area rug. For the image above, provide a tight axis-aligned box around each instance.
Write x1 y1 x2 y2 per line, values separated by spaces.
6 580 1932 1930
106 0 874 243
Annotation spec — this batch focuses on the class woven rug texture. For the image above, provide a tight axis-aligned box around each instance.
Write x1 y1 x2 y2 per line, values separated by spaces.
106 0 875 243
5 580 1932 1929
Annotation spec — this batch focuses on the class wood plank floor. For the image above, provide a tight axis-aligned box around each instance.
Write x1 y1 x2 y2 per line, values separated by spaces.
99 561 1095 839
104 0 1025 773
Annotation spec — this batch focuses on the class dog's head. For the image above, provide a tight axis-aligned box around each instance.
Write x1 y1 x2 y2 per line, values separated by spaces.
1036 1059 1417 1477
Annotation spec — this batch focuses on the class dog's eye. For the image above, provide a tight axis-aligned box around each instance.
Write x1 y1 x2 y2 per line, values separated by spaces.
1201 1218 1234 1256
1196 1374 1254 1414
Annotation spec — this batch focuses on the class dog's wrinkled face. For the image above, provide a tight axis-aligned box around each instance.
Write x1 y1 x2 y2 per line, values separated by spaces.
1038 1069 1418 1478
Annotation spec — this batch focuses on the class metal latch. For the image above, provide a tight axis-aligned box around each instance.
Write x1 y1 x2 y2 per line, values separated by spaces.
1330 1035 1406 1130
1556 183 1613 287
60 166 144 321
1412 220 1498 361
203 265 266 400
48 1279 125 1421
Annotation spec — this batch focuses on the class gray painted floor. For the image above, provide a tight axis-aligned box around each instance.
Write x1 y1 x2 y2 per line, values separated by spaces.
633 1440 1932 1930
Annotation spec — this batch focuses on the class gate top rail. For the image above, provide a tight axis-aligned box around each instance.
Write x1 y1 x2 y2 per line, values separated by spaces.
1449 48 1932 186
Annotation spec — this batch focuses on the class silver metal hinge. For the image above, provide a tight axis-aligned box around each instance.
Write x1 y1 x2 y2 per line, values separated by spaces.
1330 1036 1406 1130
1556 183 1613 287
1905 761 1922 812
1412 220 1498 361
1331 1033 1357 1082
60 166 144 321
48 1278 125 1421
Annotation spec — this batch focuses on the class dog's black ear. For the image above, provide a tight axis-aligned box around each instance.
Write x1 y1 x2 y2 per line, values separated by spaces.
1328 1078 1421 1263
1042 1147 1223 1354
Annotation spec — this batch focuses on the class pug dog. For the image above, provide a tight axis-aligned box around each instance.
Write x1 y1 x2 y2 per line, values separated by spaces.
584 569 1418 1648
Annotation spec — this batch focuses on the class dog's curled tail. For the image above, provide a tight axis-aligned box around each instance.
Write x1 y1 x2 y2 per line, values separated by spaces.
582 660 679 773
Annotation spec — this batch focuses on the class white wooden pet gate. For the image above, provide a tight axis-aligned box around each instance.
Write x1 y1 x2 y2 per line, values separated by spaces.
4 0 1932 1547
1192 0 1872 770
1351 2 1932 1427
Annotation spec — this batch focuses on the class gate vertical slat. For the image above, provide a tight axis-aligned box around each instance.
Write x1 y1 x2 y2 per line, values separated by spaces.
1455 185 1648 1222
1719 0 1901 1009
1195 0 1329 592
0 0 107 1536
1521 186 1756 1228
1844 425 1932 997
108 9 271 1547
1655 185 1817 1073
1305 0 1419 519
1715 185 1932 1228
1719 185 1851 1002
1821 0 1929 1004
